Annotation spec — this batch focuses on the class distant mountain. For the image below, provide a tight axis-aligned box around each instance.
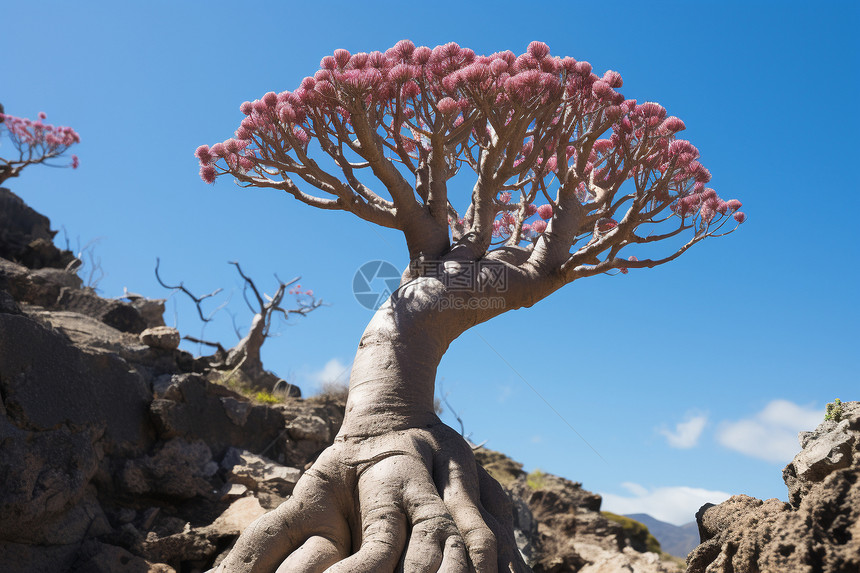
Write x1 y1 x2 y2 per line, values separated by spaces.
625 513 700 558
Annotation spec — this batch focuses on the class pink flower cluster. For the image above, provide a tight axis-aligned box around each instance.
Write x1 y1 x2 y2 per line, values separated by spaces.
198 40 633 184
1 112 81 167
198 39 744 242
673 188 745 226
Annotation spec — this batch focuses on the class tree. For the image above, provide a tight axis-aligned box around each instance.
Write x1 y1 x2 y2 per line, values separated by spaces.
154 258 321 390
0 105 80 185
197 40 744 573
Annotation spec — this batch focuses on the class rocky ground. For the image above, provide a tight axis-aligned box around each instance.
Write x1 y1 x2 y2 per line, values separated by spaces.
1 186 856 572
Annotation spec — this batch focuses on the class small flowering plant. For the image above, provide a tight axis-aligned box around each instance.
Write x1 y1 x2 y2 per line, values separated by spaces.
197 40 743 279
0 110 80 185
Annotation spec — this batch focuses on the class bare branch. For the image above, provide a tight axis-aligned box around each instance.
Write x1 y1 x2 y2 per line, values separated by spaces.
154 258 223 323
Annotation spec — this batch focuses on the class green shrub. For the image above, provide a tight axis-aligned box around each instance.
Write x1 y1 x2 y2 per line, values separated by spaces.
825 398 843 422
254 390 280 405
527 469 547 490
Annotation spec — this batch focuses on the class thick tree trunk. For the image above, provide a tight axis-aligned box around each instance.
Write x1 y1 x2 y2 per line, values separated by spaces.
216 276 540 573
227 313 266 375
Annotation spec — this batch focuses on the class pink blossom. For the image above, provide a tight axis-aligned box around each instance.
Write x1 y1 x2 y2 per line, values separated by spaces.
195 144 213 164
38 112 47 120
602 70 623 88
412 46 432 65
636 102 666 121
389 63 415 82
726 199 742 211
592 80 614 99
525 203 538 217
368 51 386 69
499 191 512 203
436 97 459 115
532 220 547 234
210 142 226 157
575 61 592 75
660 116 686 133
733 212 746 223
293 127 310 145
593 139 614 154
240 101 253 115
321 55 337 70
238 156 254 171
492 219 503 237
263 92 278 107
669 139 699 159
490 59 508 75
334 49 351 68
70 154 79 169
315 81 337 99
388 39 415 61
537 204 553 220
349 52 369 69
200 164 217 183
527 41 550 60
401 81 421 99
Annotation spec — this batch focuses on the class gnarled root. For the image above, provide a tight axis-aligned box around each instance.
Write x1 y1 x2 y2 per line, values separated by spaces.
215 423 530 573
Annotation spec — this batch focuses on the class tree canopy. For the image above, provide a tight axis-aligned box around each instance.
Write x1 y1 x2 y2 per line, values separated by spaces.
0 109 80 185
197 40 743 282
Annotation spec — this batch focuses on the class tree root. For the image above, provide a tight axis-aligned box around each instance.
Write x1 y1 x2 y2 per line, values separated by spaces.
214 423 530 573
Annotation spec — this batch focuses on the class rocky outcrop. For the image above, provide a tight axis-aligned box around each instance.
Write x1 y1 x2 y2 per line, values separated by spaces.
0 187 75 269
688 401 860 573
475 449 683 573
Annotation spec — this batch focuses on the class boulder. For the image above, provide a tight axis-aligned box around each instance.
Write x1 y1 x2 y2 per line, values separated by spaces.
121 438 218 499
202 496 266 538
0 413 105 543
273 378 301 398
56 287 148 333
28 308 138 351
221 448 301 496
139 327 181 351
148 374 284 458
286 414 330 442
688 401 860 573
784 402 859 508
0 313 154 455
128 297 166 329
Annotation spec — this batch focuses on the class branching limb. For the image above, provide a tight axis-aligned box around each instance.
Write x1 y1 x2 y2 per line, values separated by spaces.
154 258 223 323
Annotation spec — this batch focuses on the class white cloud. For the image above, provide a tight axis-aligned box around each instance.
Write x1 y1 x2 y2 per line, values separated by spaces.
307 358 351 389
716 400 823 463
601 483 732 526
659 413 707 449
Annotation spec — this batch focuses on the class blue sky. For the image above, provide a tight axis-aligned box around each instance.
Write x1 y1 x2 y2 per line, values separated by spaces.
3 1 858 525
